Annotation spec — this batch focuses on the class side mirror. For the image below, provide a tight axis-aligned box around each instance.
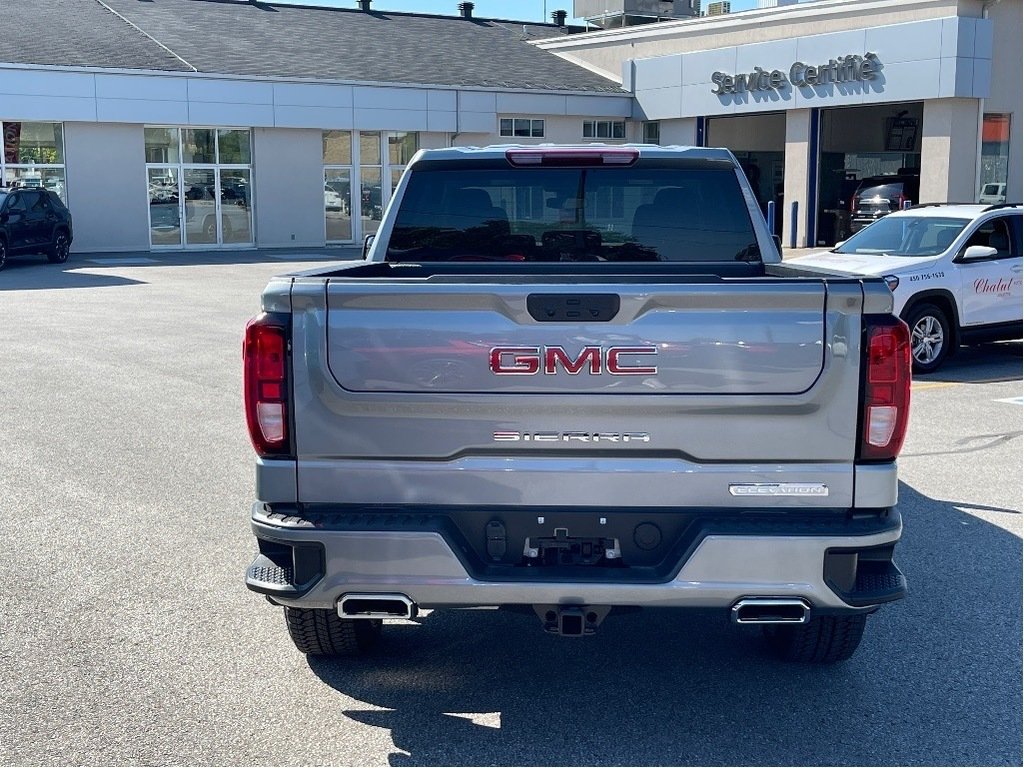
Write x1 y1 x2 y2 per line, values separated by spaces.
362 233 375 259
962 244 999 260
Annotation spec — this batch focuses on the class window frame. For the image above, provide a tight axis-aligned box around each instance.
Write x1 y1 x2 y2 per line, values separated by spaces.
1 121 68 204
499 118 545 139
956 214 1020 262
144 124 255 249
323 130 420 244
583 119 627 141
642 121 661 145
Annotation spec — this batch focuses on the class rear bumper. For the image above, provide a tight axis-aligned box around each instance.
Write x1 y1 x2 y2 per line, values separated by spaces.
246 504 905 613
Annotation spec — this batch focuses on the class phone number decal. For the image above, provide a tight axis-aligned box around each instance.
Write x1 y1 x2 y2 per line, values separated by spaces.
908 272 945 282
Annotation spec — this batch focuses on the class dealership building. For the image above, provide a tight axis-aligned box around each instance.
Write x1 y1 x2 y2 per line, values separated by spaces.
0 0 1019 252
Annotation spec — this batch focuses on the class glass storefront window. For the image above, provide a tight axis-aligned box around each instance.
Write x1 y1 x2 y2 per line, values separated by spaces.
3 166 66 200
182 129 216 164
182 167 218 245
360 131 382 165
145 127 179 164
325 169 352 242
219 168 252 244
218 129 251 165
979 114 1010 203
1 121 67 204
145 126 253 247
323 131 418 244
148 167 181 246
3 121 64 164
360 165 383 237
388 132 418 165
323 130 352 165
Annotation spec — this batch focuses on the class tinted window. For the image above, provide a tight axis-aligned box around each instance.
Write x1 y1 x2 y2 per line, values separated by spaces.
856 183 903 202
28 191 48 212
387 165 760 263
964 216 1015 258
834 216 969 257
1010 215 1022 255
5 193 27 213
46 190 67 212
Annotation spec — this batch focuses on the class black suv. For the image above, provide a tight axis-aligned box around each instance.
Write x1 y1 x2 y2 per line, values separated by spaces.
0 188 74 270
849 173 921 234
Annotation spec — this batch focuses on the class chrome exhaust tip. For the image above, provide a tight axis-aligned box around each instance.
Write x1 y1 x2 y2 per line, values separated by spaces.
731 598 811 625
338 593 417 620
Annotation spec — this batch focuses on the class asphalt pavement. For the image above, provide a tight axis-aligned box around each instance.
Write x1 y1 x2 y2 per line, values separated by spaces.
0 251 1020 766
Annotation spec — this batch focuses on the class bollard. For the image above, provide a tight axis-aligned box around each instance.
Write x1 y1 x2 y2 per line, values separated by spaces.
766 200 776 236
789 201 799 249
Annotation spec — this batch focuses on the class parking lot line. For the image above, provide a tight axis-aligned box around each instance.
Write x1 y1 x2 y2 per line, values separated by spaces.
911 381 959 391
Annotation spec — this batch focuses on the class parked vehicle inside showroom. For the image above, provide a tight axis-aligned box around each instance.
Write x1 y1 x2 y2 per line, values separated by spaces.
0 187 73 270
324 185 343 212
979 182 1007 205
791 203 1022 372
849 173 921 233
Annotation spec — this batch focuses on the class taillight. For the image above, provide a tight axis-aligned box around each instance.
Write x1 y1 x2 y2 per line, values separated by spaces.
859 316 911 461
244 314 290 456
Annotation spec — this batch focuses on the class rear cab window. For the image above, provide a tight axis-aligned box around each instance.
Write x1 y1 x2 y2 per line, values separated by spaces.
386 160 761 264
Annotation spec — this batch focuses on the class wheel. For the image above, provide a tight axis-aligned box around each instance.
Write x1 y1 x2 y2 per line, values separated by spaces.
283 607 382 657
47 230 70 264
904 302 951 374
0 238 7 271
203 215 217 241
763 614 867 663
220 214 233 241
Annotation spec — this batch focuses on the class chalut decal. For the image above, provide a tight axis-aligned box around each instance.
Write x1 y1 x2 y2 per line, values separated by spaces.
712 53 880 95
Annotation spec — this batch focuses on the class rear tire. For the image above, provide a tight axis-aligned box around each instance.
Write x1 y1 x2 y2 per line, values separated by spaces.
904 302 951 374
763 614 867 663
283 607 382 657
47 230 70 264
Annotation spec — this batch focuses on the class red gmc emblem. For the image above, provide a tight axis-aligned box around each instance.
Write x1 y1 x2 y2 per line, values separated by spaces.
489 345 658 376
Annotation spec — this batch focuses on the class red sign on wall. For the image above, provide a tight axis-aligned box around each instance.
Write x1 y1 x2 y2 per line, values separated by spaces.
3 122 20 164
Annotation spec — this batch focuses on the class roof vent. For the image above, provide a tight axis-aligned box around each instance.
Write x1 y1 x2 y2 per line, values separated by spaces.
458 1 474 17
357 0 371 10
552 9 568 25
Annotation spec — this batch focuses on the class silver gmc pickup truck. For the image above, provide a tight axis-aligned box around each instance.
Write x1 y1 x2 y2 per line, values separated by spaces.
244 145 910 663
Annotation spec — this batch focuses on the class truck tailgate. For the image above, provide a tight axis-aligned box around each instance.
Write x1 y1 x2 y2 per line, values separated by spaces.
325 281 825 395
290 275 866 508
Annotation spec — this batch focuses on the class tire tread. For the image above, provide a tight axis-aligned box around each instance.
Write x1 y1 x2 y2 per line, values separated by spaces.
765 614 867 663
284 607 381 657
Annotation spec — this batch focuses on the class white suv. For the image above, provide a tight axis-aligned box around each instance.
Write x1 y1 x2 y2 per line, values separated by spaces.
791 204 1022 372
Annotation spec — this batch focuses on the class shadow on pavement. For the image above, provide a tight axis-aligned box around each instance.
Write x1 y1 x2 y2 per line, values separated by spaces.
918 341 1023 384
0 258 146 291
308 482 1022 767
